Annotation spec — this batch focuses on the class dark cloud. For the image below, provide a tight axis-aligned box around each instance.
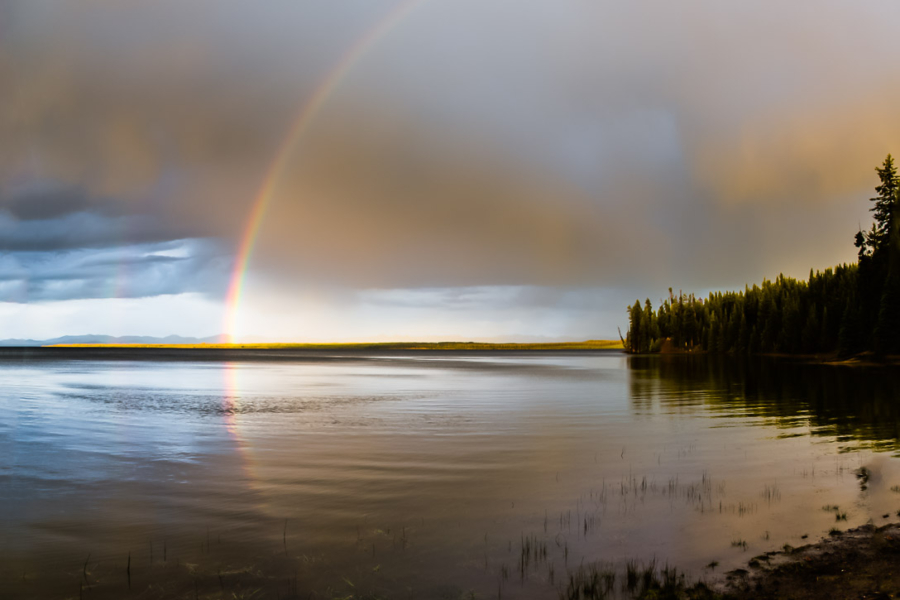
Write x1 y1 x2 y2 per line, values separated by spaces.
0 182 93 220
0 239 228 303
0 211 168 252
0 181 195 251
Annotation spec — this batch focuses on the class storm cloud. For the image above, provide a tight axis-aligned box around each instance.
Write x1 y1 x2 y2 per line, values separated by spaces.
0 180 226 302
0 238 228 302
2 1 899 336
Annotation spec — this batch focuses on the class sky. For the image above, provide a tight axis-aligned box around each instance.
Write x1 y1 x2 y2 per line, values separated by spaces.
1 1 900 341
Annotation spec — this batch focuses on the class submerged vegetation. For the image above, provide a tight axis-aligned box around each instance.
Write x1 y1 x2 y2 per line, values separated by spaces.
626 155 900 356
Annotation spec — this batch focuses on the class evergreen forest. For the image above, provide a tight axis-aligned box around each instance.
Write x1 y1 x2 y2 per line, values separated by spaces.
625 155 900 356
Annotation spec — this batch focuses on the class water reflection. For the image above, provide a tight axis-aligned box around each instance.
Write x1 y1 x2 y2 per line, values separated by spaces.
629 355 900 452
1 350 900 599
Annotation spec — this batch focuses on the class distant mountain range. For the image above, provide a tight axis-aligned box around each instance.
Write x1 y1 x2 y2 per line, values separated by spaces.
0 333 609 347
0 334 226 347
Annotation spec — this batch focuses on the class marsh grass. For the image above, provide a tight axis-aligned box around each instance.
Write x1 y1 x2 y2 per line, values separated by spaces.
762 483 781 503
562 560 716 600
563 563 617 599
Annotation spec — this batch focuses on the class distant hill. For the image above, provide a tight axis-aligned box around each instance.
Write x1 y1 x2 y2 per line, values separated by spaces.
48 340 624 350
0 334 618 347
0 334 225 347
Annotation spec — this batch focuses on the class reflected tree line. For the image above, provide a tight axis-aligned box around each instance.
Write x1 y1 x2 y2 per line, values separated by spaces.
629 355 900 450
626 155 900 356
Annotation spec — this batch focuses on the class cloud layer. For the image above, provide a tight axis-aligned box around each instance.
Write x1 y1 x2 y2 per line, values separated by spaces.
2 1 900 335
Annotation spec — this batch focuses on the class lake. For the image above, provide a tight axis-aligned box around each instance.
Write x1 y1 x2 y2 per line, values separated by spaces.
2 349 900 599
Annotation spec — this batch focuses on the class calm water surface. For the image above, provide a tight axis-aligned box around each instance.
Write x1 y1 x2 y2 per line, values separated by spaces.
2 349 900 599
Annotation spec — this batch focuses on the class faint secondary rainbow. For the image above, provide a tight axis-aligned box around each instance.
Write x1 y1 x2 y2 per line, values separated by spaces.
223 0 425 343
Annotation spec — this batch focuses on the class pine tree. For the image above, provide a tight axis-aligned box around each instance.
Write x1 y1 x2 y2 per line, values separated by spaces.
838 299 860 357
802 304 819 353
737 311 749 353
627 301 642 353
819 306 830 350
641 299 654 353
874 188 900 355
874 271 900 355
707 314 719 354
749 326 760 354
870 155 899 253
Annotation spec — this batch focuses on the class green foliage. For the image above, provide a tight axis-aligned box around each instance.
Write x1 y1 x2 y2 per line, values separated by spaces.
626 154 900 356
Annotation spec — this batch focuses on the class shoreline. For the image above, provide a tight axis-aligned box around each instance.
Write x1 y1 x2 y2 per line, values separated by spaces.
691 522 900 599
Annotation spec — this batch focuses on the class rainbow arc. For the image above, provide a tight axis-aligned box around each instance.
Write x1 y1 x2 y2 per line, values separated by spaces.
223 0 424 343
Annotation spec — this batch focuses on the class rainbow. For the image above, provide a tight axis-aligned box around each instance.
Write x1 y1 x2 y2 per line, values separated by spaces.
223 0 424 343
221 361 261 493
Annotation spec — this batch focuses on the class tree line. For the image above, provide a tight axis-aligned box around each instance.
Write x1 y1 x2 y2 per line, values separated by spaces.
625 154 900 356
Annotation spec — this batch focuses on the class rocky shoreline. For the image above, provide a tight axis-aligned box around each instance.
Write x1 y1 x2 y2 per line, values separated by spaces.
708 522 900 599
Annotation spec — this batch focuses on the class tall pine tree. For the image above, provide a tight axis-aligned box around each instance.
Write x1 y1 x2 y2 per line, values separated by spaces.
874 186 900 355
870 155 899 253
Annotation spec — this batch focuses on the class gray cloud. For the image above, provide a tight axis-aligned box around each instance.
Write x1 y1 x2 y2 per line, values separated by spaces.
2 0 900 310
0 182 94 220
0 179 200 253
0 177 228 303
0 238 228 303
0 209 173 252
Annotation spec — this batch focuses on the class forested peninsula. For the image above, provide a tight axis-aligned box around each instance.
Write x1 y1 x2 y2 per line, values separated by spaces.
625 155 900 356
